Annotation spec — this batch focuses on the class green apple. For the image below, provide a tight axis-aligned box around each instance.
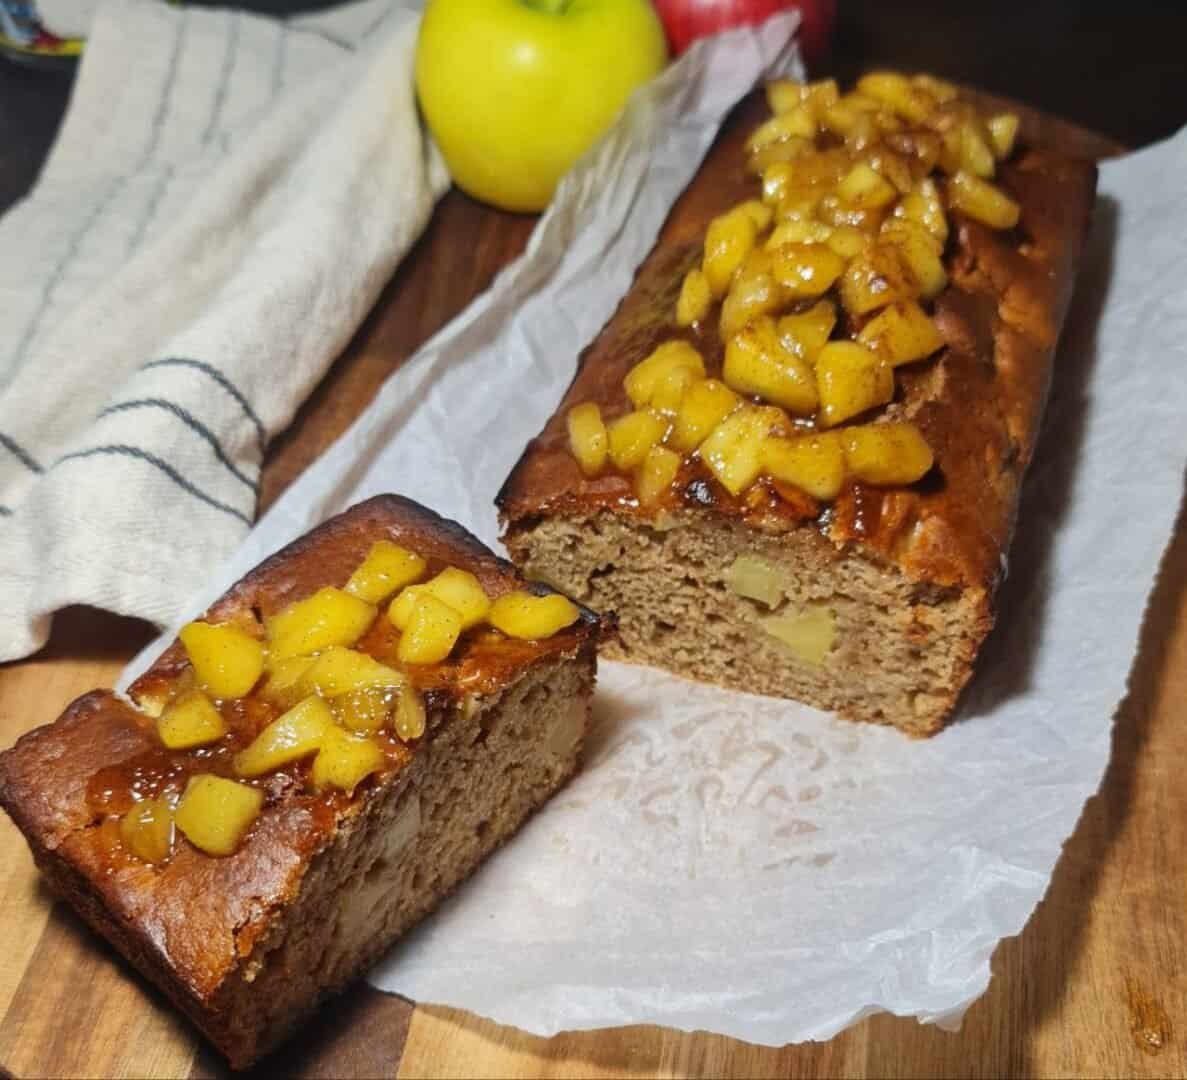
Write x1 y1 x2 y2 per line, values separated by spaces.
415 0 668 213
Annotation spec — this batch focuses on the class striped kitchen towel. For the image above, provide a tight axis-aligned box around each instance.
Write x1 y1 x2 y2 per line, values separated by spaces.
0 0 448 660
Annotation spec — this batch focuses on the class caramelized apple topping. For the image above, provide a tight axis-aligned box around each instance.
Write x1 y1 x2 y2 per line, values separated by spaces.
565 74 1024 509
119 796 175 864
118 538 585 861
174 775 263 857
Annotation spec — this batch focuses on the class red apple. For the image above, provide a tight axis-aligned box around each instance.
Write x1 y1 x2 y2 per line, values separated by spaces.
652 0 835 67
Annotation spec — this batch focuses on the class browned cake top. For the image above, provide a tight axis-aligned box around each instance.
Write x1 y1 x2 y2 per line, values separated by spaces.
0 495 599 1002
132 495 597 706
498 80 1097 593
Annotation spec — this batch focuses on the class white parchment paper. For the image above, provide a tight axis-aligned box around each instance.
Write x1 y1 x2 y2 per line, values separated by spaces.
124 21 1187 1045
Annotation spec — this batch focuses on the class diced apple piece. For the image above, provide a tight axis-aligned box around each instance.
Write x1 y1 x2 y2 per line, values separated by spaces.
885 130 942 178
864 148 915 194
842 422 934 485
760 161 795 204
703 207 759 297
298 646 403 697
675 268 712 327
843 91 885 112
650 365 698 416
766 77 839 116
816 192 887 234
724 317 819 415
894 177 948 249
948 171 1020 229
119 796 174 865
857 300 945 367
720 250 784 338
343 541 427 605
157 690 226 750
234 695 333 778
777 300 837 365
636 445 682 506
815 342 894 427
988 113 1019 159
958 121 996 178
881 225 947 299
761 606 837 666
397 593 464 665
760 432 846 500
876 108 909 135
416 567 491 630
567 402 608 477
260 655 315 709
936 124 965 176
802 77 842 114
769 242 847 300
735 199 774 233
821 96 875 137
930 109 995 178
837 161 898 211
746 105 816 154
607 409 670 471
881 215 943 257
776 189 825 224
179 621 265 700
838 243 918 315
839 110 877 152
671 378 740 452
699 405 787 496
911 73 959 103
765 219 833 250
785 146 853 187
175 774 263 857
745 135 811 177
333 687 393 733
856 71 934 123
266 588 377 661
824 225 868 260
311 726 385 795
393 684 427 741
725 554 786 608
623 341 706 408
387 585 426 631
488 591 581 640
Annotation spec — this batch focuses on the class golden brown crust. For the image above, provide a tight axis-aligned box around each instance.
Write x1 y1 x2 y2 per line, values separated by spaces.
0 494 602 1061
497 93 1098 597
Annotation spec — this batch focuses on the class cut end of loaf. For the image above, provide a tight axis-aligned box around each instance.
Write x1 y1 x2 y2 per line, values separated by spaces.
207 653 594 1067
504 510 991 736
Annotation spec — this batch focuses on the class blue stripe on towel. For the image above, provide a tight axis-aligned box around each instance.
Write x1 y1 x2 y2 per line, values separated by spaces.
98 397 259 492
0 432 44 474
55 444 253 525
140 357 266 451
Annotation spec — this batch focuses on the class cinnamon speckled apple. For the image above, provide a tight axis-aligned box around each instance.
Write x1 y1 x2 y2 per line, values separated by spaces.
415 0 668 213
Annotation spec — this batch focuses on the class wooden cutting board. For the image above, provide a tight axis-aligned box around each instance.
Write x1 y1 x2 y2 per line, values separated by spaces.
2 92 1184 1079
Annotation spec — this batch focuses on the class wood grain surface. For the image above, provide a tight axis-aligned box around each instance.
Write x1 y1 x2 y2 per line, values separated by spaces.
1 42 1185 1080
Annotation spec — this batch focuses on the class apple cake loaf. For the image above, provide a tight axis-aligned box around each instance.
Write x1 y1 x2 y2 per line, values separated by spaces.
0 495 603 1068
498 73 1097 736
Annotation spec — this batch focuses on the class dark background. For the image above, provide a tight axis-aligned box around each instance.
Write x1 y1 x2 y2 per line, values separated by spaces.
831 0 1187 149
2 0 1185 217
